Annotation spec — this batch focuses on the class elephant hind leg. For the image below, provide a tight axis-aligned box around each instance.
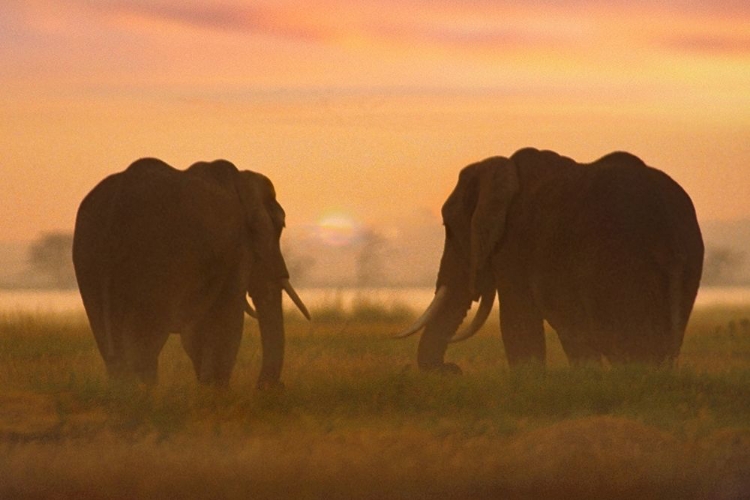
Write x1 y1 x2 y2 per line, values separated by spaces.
120 325 170 385
182 302 244 386
557 329 602 366
104 355 127 380
180 330 204 382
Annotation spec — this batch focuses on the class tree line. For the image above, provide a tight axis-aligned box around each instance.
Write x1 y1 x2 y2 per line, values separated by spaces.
8 231 748 290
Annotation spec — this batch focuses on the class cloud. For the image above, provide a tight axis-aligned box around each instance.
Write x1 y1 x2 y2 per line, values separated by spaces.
15 0 743 62
91 0 750 59
663 33 750 55
131 4 261 32
92 1 330 42
70 1 591 50
5 0 749 96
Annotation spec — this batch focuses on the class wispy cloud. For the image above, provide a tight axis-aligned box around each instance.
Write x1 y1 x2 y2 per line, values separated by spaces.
9 0 750 57
663 33 750 55
87 0 750 60
95 1 330 42
93 1 592 48
3 0 748 97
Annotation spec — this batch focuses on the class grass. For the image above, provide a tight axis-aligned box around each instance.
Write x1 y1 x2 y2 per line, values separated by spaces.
1 304 750 499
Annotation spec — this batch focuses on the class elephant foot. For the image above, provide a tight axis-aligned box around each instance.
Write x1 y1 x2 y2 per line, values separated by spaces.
421 362 463 375
257 379 285 391
440 362 463 375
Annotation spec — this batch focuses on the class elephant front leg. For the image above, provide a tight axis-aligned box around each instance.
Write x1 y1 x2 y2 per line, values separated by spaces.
499 297 545 367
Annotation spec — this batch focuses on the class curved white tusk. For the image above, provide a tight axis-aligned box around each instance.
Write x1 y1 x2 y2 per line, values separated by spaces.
282 279 311 321
393 285 449 339
244 297 258 319
449 290 495 343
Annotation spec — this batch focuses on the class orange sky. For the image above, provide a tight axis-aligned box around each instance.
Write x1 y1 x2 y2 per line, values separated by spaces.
2 0 749 242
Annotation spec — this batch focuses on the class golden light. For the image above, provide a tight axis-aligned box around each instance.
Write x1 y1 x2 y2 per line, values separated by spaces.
315 211 361 247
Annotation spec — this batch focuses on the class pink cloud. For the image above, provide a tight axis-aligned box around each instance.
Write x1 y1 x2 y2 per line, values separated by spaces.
91 1 334 42
26 0 742 60
662 34 750 55
78 1 587 49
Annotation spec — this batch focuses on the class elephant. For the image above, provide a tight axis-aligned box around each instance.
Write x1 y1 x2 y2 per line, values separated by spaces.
397 148 704 373
72 158 310 388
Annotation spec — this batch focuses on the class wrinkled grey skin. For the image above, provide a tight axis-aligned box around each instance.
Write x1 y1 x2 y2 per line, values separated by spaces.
413 148 704 373
73 158 295 388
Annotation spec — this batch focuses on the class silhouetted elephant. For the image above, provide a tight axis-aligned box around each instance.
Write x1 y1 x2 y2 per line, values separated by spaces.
73 158 310 387
397 148 703 372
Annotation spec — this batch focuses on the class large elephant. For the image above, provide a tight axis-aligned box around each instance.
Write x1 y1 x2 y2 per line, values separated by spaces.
73 158 309 387
397 148 703 372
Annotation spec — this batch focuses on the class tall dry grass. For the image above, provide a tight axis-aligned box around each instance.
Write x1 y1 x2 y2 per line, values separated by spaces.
1 303 749 498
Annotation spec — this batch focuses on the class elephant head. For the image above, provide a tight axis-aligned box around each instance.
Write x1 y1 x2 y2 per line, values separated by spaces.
395 157 519 372
187 160 310 387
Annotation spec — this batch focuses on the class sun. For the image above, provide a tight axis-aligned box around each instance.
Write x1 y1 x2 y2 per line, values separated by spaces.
316 211 361 247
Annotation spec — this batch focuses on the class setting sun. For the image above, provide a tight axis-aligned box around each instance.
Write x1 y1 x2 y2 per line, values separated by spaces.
314 211 361 247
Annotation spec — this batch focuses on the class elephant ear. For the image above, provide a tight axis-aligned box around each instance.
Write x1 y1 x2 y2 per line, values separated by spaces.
234 171 285 234
468 157 520 295
234 170 289 278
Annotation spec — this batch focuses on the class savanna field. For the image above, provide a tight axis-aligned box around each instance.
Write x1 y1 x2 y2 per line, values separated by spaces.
1 301 750 499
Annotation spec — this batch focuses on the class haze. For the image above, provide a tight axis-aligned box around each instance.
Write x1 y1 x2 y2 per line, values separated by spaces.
2 0 749 244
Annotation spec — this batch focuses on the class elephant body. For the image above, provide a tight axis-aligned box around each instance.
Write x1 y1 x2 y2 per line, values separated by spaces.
73 158 306 386
404 148 704 371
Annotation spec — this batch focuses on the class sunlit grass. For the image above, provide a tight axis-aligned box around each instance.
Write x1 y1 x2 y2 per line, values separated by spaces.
1 304 749 498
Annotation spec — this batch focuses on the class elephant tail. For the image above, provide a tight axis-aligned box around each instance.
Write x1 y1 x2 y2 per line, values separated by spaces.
100 275 118 361
666 266 687 362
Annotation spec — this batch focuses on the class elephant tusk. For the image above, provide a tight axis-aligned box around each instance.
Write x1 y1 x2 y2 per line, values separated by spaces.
282 279 311 321
449 289 495 343
393 285 449 339
244 297 258 319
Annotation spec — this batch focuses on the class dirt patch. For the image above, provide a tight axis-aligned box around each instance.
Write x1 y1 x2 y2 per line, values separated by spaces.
499 415 688 498
0 392 60 440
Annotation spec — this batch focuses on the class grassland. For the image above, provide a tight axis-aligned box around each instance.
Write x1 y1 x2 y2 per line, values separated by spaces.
1 301 750 499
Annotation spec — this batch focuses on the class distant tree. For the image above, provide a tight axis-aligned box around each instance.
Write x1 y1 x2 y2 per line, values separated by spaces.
702 246 746 285
355 229 389 287
282 244 316 286
28 232 77 289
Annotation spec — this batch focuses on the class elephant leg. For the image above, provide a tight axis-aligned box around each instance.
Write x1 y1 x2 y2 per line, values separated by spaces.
87 315 127 380
183 301 244 386
205 311 243 386
557 329 602 366
121 325 169 384
499 294 545 366
104 353 127 380
180 328 204 380
78 283 129 379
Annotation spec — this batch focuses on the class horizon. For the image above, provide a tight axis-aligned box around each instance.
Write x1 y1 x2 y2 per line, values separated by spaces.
2 218 750 290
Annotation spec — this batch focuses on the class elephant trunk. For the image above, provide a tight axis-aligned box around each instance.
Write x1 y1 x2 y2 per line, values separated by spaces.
416 288 472 372
449 289 495 343
254 285 285 389
393 286 449 339
247 279 309 321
